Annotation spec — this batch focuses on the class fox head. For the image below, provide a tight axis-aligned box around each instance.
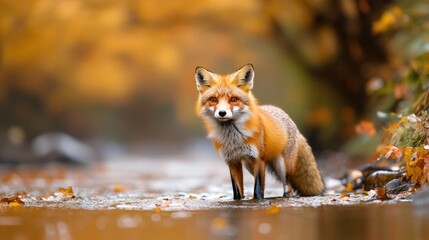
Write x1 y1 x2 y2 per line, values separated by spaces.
195 64 256 123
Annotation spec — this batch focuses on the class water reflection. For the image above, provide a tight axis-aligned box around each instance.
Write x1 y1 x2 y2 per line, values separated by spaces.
1 203 427 240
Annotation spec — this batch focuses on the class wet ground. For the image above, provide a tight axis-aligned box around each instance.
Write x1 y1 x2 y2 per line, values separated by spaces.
1 158 428 239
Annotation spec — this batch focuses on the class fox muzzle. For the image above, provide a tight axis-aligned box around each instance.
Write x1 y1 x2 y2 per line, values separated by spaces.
215 108 233 120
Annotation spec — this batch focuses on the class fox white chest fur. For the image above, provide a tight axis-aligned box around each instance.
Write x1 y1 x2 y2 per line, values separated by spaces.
208 119 261 163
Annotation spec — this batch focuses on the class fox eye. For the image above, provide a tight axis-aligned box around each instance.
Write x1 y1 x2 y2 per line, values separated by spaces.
209 97 217 102
230 97 238 102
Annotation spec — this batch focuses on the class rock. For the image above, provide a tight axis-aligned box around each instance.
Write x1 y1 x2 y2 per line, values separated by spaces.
365 170 403 191
32 132 96 165
385 178 413 194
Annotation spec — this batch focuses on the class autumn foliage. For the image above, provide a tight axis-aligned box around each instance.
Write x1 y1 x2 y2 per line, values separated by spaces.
380 111 429 187
370 54 429 187
351 1 429 188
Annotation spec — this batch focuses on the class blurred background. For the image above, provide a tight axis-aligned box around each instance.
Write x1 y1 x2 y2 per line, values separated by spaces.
1 0 427 163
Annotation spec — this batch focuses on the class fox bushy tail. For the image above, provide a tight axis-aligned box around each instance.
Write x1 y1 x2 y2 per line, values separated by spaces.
289 134 324 196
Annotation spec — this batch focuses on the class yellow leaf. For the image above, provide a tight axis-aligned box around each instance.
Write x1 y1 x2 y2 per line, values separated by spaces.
403 147 413 157
266 205 280 214
340 192 350 199
372 12 395 34
388 122 400 131
344 182 354 192
113 184 129 193
59 186 74 196
407 166 414 176
8 202 22 207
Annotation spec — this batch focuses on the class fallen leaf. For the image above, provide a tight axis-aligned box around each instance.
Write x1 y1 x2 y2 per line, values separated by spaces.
366 189 377 198
423 159 429 184
375 186 391 200
1 193 25 206
340 193 350 200
42 187 75 202
154 198 185 209
113 184 129 193
384 145 402 159
388 122 400 131
59 186 74 196
266 205 280 214
343 182 354 193
8 202 22 207
355 120 376 136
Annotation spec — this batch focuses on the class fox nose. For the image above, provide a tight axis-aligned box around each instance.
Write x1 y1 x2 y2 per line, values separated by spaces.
218 110 227 117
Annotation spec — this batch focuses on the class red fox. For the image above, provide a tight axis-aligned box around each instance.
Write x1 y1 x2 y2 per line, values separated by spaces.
195 64 324 199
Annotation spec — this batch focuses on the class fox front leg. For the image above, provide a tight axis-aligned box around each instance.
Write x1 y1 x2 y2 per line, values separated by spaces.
228 162 244 200
253 160 266 199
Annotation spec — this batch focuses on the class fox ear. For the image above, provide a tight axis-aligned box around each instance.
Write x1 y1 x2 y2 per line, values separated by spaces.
195 66 216 91
232 64 254 91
